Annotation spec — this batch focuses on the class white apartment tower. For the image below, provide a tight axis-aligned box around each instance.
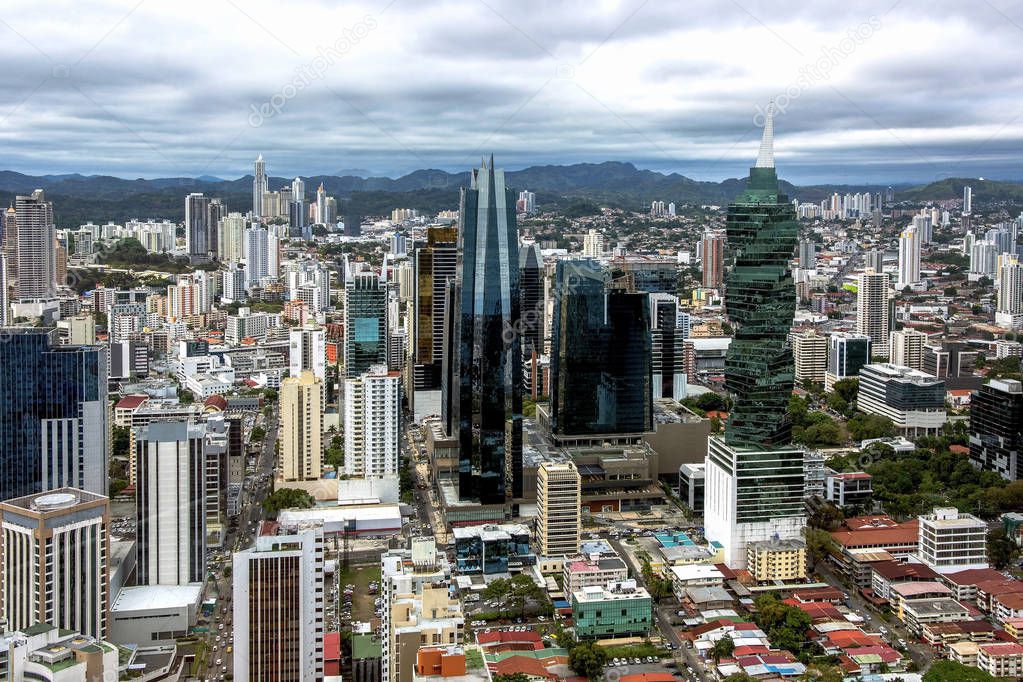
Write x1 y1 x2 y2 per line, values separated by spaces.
889 328 927 371
536 461 582 557
344 365 402 479
897 226 921 287
289 323 327 381
582 229 605 258
790 329 827 387
856 269 891 359
233 526 325 681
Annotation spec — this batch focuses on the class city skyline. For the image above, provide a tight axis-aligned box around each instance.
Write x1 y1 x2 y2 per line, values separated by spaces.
1 1 1023 183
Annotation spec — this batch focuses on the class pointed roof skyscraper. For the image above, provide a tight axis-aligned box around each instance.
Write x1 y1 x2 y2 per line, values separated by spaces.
755 100 775 169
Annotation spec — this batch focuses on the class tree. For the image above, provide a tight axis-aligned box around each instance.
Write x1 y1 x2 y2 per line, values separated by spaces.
800 664 844 682
988 527 1020 570
250 426 266 443
111 425 131 460
262 488 315 516
710 636 735 664
831 378 859 404
805 528 839 567
796 419 843 448
923 660 999 681
554 625 577 650
568 641 607 680
846 413 895 442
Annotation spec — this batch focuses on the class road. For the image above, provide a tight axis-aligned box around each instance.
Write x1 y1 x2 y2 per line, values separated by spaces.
204 404 278 680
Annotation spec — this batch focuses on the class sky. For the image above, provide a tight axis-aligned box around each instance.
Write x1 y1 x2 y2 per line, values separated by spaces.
1 0 1022 184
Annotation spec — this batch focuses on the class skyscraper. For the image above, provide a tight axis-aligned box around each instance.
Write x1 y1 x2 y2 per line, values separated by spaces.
898 226 921 286
280 371 323 482
253 154 267 218
700 231 725 288
219 212 247 263
865 249 884 274
412 227 458 390
233 526 325 681
344 365 401 480
345 272 388 378
316 182 327 224
705 105 805 568
970 378 1023 481
206 198 225 259
0 488 110 639
649 293 687 401
135 420 206 586
964 185 973 215
519 243 544 356
185 193 211 261
856 269 891 358
0 329 108 501
452 157 523 503
549 259 652 438
14 190 57 301
826 332 872 390
998 257 1023 315
0 253 9 326
536 461 581 557
790 329 827 388
289 322 326 381
797 239 816 269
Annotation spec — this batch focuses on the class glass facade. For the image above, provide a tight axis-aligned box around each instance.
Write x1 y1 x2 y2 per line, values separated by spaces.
344 273 387 378
969 380 1023 480
518 244 543 356
414 227 458 390
0 328 108 501
723 162 798 448
572 591 653 639
454 158 523 504
453 526 534 575
550 260 652 437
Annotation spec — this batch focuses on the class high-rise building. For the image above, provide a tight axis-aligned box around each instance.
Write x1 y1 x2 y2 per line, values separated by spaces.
790 329 827 388
0 488 109 639
0 252 9 325
519 243 544 356
797 239 816 269
969 378 1023 481
345 272 388 378
705 105 805 568
219 212 247 263
649 293 687 401
913 214 933 245
971 239 998 276
0 328 108 501
897 226 921 286
2 206 16 286
412 227 458 391
700 231 724 288
206 198 225 258
889 328 927 370
536 461 581 557
825 332 872 391
279 371 323 481
316 183 327 225
865 249 884 274
14 190 57 301
963 185 973 215
549 259 652 437
858 364 946 436
135 420 206 585
856 269 891 358
450 158 523 503
233 526 325 681
253 154 267 218
289 322 326 381
184 193 211 261
998 258 1023 315
582 229 605 258
344 365 401 479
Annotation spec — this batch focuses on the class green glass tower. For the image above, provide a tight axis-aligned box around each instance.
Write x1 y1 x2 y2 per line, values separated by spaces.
723 104 798 448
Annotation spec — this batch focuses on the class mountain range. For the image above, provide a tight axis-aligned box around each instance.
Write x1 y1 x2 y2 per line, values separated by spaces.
0 162 1018 227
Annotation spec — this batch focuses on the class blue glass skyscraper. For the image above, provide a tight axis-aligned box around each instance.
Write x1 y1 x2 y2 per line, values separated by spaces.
454 157 523 504
0 328 108 501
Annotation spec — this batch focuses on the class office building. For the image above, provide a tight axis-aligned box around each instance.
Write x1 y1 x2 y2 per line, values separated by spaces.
0 328 108 501
856 269 891 358
519 243 544 356
289 322 326 380
650 293 687 401
677 462 705 512
344 365 402 480
233 526 325 681
135 420 206 585
549 259 652 438
280 371 323 481
571 580 652 639
825 332 871 391
791 329 827 388
536 461 581 557
453 523 534 575
705 105 806 569
916 507 988 574
969 379 1023 481
858 364 947 435
889 328 927 371
253 154 267 217
898 227 921 287
345 272 388 378
412 226 457 390
450 157 523 503
700 231 724 288
0 488 109 639
13 190 57 301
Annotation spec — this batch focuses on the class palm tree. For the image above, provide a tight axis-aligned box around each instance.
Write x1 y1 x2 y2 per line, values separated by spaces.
710 637 735 665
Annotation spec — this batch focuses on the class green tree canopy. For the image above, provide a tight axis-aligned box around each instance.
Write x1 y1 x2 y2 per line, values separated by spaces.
262 488 315 517
568 641 607 680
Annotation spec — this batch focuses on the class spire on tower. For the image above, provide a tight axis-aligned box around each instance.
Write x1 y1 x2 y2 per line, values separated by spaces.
755 100 775 169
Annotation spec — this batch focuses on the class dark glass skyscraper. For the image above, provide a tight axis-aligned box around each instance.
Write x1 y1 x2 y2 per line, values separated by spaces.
344 272 387 378
413 226 458 390
518 243 544 356
723 107 798 449
0 328 108 501
969 378 1023 481
550 260 652 437
453 158 522 503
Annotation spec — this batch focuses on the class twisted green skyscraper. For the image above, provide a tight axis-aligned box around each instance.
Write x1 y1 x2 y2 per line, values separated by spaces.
723 103 798 448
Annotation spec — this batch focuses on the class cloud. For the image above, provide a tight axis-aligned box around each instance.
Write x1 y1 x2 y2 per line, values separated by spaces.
0 0 1021 183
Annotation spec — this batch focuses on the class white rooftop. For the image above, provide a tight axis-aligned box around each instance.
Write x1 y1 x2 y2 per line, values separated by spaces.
111 584 203 612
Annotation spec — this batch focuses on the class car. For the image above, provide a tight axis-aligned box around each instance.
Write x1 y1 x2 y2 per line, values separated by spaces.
215 659 222 666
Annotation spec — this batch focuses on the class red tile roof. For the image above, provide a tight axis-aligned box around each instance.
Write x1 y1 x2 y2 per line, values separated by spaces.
115 394 149 409
945 568 1012 587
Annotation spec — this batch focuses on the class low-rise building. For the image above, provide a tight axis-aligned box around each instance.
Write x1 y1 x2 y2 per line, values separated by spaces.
915 507 988 574
571 580 652 639
0 623 119 682
901 597 970 635
978 642 1023 678
453 524 535 575
562 552 629 594
746 539 807 583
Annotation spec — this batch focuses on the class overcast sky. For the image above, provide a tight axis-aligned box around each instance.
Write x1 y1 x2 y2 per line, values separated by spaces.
1 0 1021 184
